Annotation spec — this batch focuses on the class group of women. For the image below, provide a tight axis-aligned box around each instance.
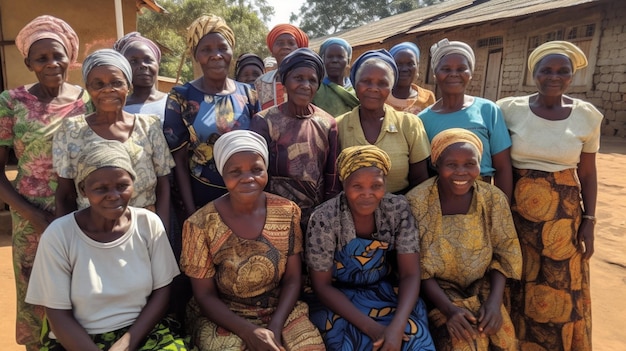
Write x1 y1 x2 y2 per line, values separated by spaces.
0 11 601 351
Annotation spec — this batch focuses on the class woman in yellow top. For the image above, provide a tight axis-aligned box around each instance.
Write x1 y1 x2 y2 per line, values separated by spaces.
406 128 522 351
386 42 435 114
336 49 430 194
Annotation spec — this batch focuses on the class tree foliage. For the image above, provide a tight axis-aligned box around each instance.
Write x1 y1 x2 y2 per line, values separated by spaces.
291 0 444 38
138 0 273 82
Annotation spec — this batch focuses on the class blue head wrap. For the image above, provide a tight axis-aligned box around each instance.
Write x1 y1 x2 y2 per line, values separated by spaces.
349 49 398 87
319 37 352 62
389 42 420 62
82 49 133 85
278 48 325 85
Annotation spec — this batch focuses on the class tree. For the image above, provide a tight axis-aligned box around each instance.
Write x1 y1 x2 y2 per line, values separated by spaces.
291 0 444 38
137 0 273 82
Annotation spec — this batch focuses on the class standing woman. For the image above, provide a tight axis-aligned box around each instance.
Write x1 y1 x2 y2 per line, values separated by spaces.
114 32 168 124
312 37 360 117
234 53 265 85
250 48 341 229
418 39 512 200
164 14 260 218
54 49 174 232
336 49 430 194
255 24 309 110
497 41 602 351
386 42 435 114
0 15 89 350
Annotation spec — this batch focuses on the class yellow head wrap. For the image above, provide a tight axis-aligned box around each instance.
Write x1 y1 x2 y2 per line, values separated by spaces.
337 145 391 182
76 141 136 186
431 128 483 165
186 14 235 56
528 40 588 74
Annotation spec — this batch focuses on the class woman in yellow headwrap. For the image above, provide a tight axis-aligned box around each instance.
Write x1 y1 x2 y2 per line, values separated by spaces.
497 40 602 351
163 14 261 219
406 128 522 351
0 15 91 350
306 145 436 350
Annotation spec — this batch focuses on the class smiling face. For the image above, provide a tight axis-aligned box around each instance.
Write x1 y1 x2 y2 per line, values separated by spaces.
80 167 134 220
221 151 268 199
533 54 573 97
343 167 386 218
272 33 298 65
194 32 233 81
355 63 392 111
436 142 480 196
394 49 418 88
284 66 319 108
434 53 472 94
25 38 70 88
86 65 130 113
323 44 349 82
236 65 264 84
123 43 159 89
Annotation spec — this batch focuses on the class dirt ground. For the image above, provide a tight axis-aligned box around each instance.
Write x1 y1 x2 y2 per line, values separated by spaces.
0 137 624 350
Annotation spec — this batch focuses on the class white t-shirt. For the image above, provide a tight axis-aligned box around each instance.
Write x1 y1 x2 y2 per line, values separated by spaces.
26 207 180 336
497 95 603 172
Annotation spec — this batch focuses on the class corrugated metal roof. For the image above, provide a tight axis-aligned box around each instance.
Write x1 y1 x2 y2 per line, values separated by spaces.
310 0 602 49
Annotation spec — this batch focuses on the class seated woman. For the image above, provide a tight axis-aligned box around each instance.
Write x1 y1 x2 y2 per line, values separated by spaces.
234 53 265 85
54 49 174 232
25 140 186 351
250 48 341 230
181 130 324 351
405 129 522 351
386 42 435 114
306 145 435 351
312 37 360 117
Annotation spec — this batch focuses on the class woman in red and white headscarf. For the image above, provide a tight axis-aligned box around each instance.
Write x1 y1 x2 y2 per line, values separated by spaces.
0 15 90 350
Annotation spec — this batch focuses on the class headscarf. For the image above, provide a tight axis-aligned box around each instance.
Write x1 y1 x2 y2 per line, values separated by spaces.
319 37 352 62
337 145 391 182
113 31 162 63
15 15 79 63
213 130 269 176
349 49 398 88
389 42 420 62
235 53 265 79
266 24 309 52
430 128 483 164
82 49 133 85
186 14 235 55
264 56 277 69
76 141 136 186
278 48 324 85
430 38 475 72
528 40 588 74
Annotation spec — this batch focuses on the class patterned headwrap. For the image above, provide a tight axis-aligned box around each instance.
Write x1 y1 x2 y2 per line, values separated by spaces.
350 49 398 88
319 37 352 62
76 140 136 186
430 38 475 72
430 128 483 164
213 130 269 176
15 15 79 63
266 24 309 52
337 145 391 182
390 42 420 62
186 14 235 55
235 53 265 79
82 49 133 85
528 40 588 74
113 31 162 63
264 56 277 69
278 48 324 85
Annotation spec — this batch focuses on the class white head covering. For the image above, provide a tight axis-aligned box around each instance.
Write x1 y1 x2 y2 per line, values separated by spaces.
213 130 269 175
430 38 475 72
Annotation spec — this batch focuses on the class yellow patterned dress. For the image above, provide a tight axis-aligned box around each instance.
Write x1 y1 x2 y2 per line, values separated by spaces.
406 178 522 351
180 193 324 351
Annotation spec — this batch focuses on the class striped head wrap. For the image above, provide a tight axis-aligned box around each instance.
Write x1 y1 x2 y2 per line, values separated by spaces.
76 140 136 187
15 15 79 63
186 14 235 55
266 24 309 52
337 145 391 182
430 38 475 72
235 53 265 80
430 128 483 164
82 49 133 85
319 37 352 62
213 130 269 176
278 48 324 85
113 31 162 63
528 40 588 74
